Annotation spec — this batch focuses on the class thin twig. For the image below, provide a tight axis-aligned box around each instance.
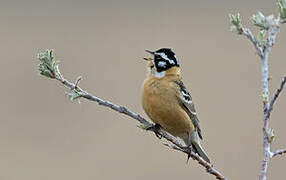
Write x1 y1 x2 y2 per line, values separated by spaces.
52 73 227 180
74 76 82 89
265 76 286 120
242 28 264 58
272 148 286 158
163 143 226 179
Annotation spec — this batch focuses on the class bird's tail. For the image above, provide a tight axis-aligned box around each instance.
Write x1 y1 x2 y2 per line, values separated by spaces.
191 141 210 163
182 131 210 163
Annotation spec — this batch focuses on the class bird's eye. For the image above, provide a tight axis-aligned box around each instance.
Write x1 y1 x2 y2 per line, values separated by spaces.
150 65 154 69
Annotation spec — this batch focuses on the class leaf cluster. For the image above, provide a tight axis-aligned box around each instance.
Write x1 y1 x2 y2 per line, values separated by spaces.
38 49 59 78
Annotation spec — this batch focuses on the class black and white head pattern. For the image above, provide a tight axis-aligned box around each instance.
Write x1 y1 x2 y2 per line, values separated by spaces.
153 48 179 72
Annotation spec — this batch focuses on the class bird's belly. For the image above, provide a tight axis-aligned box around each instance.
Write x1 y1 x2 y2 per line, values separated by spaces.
142 81 194 136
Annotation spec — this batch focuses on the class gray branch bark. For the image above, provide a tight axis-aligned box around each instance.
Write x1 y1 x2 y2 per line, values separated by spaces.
51 71 227 180
241 28 264 58
266 76 286 120
272 148 286 158
240 15 286 180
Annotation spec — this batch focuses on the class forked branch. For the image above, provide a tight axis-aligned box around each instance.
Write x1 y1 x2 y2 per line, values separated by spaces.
272 148 286 158
229 1 286 180
266 76 286 120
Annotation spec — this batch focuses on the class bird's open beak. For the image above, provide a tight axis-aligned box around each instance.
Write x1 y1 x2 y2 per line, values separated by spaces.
143 57 153 61
145 50 155 55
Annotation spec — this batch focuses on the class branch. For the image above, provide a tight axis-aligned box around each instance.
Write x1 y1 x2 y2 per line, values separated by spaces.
230 4 286 180
241 28 264 58
229 13 263 58
37 50 227 180
259 16 281 180
265 76 286 120
272 148 286 158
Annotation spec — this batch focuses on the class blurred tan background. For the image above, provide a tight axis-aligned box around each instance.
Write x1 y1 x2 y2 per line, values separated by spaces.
0 0 286 179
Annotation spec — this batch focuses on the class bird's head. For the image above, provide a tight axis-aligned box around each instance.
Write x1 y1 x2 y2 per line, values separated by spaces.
145 48 180 73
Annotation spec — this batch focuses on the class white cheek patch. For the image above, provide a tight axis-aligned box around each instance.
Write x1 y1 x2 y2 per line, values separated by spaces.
156 52 175 64
158 61 167 67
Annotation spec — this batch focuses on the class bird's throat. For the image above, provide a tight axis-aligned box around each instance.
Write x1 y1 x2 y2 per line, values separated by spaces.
153 71 166 78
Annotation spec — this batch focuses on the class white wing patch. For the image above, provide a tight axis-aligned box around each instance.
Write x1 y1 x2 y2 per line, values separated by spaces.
181 90 192 103
156 52 175 64
180 90 196 115
181 90 189 98
177 80 202 139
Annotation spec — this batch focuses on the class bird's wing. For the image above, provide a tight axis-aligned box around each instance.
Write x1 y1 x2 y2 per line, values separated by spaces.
175 80 202 139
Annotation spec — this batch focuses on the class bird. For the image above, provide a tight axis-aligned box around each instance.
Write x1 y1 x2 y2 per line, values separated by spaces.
141 48 210 163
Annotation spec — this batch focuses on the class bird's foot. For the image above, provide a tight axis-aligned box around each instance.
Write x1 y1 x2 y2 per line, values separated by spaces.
146 124 162 139
183 144 194 163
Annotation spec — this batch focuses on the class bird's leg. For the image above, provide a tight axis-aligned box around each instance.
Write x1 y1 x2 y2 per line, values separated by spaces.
146 124 162 139
186 132 194 163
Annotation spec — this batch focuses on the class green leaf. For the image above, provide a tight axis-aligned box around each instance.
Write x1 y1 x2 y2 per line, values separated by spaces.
267 128 275 143
66 89 83 101
251 11 267 29
37 49 59 79
229 13 243 34
257 30 267 47
265 14 279 27
278 0 286 22
137 124 149 130
262 90 270 103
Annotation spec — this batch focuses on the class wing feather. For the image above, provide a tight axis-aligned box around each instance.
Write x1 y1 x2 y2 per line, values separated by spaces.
175 80 202 139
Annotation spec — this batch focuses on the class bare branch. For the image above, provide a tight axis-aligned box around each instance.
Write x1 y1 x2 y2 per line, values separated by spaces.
241 28 264 58
265 76 286 120
37 50 227 180
163 143 226 179
56 75 227 180
259 16 281 180
230 8 285 180
74 76 82 89
272 148 286 158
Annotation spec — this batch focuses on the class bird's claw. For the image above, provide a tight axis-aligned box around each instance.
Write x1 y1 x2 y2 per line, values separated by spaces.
146 124 162 139
184 145 194 163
